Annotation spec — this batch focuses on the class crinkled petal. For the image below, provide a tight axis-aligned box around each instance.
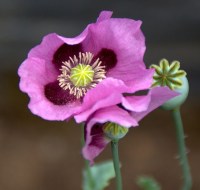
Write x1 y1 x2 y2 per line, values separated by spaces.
123 67 155 93
83 105 137 164
82 18 146 78
18 57 81 121
82 15 153 93
87 105 138 127
74 78 129 123
131 87 179 121
28 10 112 61
122 94 151 112
83 123 110 165
75 68 154 123
28 32 88 61
27 11 113 67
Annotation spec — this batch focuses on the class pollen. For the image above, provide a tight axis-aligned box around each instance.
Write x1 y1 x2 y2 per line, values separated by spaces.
57 52 106 99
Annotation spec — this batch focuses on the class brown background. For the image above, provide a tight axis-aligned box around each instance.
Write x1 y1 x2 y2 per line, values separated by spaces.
0 0 200 189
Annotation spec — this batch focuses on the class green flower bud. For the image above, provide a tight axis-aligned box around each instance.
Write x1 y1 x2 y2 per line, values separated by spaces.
102 122 129 141
150 59 189 110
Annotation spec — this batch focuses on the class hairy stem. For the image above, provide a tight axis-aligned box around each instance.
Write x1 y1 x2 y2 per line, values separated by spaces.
172 108 192 190
81 124 95 189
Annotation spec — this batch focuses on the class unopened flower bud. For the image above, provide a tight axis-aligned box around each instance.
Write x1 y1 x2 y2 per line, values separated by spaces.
102 122 129 141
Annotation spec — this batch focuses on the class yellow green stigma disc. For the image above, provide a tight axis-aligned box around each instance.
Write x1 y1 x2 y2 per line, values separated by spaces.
70 64 94 87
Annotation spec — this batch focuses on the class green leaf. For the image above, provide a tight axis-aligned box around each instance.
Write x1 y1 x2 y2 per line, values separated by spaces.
83 160 115 190
137 176 161 190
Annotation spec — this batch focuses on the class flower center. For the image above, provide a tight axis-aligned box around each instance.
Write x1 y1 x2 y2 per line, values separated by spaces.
70 64 94 87
58 52 106 99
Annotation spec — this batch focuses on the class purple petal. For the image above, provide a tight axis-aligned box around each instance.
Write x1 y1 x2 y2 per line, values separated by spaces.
52 43 82 69
83 105 137 164
83 123 110 165
19 31 90 121
94 48 117 71
82 18 146 80
96 11 113 22
44 81 77 105
74 78 129 123
28 32 88 63
122 94 151 112
18 57 81 121
28 33 64 61
87 105 138 127
121 67 155 93
131 87 179 121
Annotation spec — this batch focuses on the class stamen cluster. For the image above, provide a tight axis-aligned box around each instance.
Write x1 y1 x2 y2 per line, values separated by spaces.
58 52 106 99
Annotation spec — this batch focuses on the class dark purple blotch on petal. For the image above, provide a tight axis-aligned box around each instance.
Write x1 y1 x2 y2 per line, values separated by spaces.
84 120 103 141
52 43 82 70
95 48 117 71
117 103 125 110
91 123 104 136
44 81 77 105
89 135 106 150
88 124 106 149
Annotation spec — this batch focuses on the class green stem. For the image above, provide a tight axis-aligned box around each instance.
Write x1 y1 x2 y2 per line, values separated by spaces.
81 124 95 189
85 159 95 189
111 140 123 190
172 108 192 190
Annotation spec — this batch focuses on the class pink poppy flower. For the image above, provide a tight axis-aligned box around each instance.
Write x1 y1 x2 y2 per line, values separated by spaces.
18 11 155 121
82 87 178 164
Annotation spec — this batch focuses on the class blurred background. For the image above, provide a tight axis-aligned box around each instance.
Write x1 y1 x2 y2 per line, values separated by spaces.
0 0 199 189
